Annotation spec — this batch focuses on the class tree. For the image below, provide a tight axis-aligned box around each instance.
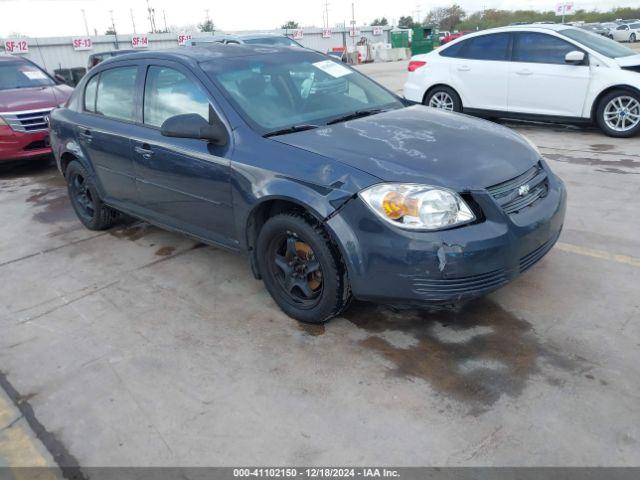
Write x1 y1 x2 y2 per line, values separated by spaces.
398 16 418 29
105 27 117 35
198 19 215 32
424 7 448 27
371 17 388 26
281 21 300 29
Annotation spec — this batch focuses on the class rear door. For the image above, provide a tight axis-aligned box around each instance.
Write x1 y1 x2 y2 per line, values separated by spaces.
128 61 236 248
76 64 141 203
445 33 511 111
508 32 590 117
612 25 630 42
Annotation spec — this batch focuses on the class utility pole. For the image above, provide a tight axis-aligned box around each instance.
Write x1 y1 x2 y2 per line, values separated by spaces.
146 0 157 33
351 2 355 47
109 10 119 49
81 9 90 36
130 8 137 34
323 0 330 29
163 10 168 32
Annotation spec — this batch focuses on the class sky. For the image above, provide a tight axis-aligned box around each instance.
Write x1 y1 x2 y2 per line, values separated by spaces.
0 0 639 37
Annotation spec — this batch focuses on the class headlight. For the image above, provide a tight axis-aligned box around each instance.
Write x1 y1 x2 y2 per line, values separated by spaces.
0 116 7 126
359 183 475 231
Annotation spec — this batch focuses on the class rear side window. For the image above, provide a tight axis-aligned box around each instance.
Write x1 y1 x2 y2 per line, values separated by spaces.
617 25 628 30
143 66 210 128
95 66 138 122
513 33 578 65
632 24 640 29
464 33 510 61
439 40 468 58
84 75 98 112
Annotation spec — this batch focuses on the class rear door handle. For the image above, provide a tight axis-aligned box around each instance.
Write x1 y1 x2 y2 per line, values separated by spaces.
134 144 154 159
516 69 533 76
78 128 92 143
457 65 471 72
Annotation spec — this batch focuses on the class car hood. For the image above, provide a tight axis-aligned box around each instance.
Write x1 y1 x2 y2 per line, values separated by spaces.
0 85 73 113
273 106 540 190
615 54 640 68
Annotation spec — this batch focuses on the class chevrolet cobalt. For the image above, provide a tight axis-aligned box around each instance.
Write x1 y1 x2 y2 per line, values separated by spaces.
49 45 566 323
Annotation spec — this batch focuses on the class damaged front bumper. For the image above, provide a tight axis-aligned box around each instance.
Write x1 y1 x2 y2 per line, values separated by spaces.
326 171 566 305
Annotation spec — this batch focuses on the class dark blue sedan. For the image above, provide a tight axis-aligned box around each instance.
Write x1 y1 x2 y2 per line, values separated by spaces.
49 44 566 323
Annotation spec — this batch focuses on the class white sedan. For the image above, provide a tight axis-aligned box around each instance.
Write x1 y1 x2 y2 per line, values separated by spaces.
611 22 640 43
404 24 640 137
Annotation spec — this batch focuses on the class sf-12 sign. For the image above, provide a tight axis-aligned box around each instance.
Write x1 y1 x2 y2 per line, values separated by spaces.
372 26 384 36
555 2 575 16
3 39 29 54
292 29 304 40
322 29 332 39
72 37 93 51
177 33 192 46
131 35 149 48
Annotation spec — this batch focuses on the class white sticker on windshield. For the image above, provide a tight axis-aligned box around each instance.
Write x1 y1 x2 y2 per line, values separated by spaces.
313 60 352 78
23 70 48 80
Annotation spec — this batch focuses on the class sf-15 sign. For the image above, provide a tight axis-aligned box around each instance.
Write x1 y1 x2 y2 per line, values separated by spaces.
3 39 29 54
177 33 192 46
72 37 93 51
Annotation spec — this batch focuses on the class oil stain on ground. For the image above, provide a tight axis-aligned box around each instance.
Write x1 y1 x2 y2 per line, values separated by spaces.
109 223 157 241
155 246 176 257
25 174 76 224
342 298 579 413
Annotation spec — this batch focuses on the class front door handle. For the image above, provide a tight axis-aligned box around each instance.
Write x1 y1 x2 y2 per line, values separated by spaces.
134 144 154 159
78 128 92 143
516 69 533 76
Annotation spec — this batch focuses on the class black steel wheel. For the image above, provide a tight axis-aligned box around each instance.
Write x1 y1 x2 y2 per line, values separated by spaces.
256 213 351 323
66 161 116 230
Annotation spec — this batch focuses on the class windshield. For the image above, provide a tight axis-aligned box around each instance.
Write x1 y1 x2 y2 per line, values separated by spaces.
242 36 299 47
560 28 637 58
0 61 55 90
203 52 403 133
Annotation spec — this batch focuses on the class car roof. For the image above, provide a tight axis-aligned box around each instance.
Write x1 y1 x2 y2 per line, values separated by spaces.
98 43 311 66
0 55 28 63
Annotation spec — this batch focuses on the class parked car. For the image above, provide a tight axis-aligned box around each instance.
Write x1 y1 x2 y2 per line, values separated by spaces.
404 24 640 137
49 44 566 323
0 55 73 163
189 33 304 48
611 22 640 42
440 31 468 44
581 23 614 37
88 50 136 70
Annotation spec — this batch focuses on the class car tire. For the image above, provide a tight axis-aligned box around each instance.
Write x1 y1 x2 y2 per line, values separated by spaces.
424 86 462 113
630 33 637 43
256 213 351 323
65 160 117 230
595 89 640 138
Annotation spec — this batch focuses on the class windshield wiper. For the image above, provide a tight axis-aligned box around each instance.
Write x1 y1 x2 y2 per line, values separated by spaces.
263 124 320 138
326 108 386 125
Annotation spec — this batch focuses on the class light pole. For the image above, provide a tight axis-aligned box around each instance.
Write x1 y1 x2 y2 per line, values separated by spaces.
81 9 90 36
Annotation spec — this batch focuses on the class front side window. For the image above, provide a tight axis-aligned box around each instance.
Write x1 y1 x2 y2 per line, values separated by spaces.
513 33 579 65
617 25 628 30
203 53 403 132
95 66 138 122
0 61 55 91
560 28 636 58
464 33 510 61
143 66 210 128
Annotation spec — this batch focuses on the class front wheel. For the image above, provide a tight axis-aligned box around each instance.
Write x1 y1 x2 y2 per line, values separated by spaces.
424 86 462 113
256 213 351 323
630 33 637 43
595 90 640 138
66 161 117 230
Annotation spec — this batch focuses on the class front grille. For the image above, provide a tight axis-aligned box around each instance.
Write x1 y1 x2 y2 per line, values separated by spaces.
487 162 548 215
411 268 508 298
2 108 52 133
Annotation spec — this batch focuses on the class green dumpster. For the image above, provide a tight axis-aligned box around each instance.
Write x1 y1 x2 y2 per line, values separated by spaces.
390 30 409 49
411 25 439 55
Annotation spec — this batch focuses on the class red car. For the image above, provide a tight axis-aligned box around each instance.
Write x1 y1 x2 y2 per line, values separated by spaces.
440 31 470 45
0 55 73 163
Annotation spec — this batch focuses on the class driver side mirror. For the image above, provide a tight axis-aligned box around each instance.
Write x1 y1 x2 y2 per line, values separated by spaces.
54 73 69 85
160 106 228 146
565 51 586 65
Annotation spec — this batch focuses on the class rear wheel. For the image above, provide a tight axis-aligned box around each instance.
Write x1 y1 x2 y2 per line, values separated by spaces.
596 90 640 138
631 33 637 43
256 213 351 323
424 86 462 113
66 161 117 230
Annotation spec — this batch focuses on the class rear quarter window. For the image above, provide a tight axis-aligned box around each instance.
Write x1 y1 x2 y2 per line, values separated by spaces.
84 75 99 112
95 66 138 122
439 40 468 58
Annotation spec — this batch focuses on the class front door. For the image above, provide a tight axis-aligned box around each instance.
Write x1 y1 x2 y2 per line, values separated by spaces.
508 32 591 117
130 63 236 248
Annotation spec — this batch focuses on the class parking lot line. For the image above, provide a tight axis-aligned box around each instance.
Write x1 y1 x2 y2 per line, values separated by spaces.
556 242 640 268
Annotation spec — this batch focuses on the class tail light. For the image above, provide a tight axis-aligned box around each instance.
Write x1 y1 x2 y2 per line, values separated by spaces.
408 61 427 72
